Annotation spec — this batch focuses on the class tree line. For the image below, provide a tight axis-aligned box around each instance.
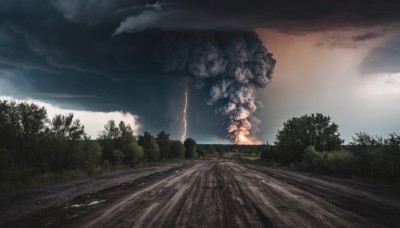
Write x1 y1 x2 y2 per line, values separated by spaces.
0 100 198 188
262 113 400 183
1 100 398 188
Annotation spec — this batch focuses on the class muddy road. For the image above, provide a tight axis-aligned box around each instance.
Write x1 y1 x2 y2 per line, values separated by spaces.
1 159 399 227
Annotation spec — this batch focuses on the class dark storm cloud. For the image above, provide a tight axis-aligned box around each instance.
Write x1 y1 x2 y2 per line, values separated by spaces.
0 0 175 134
314 31 386 50
1 0 400 141
49 0 400 34
352 32 384 42
359 37 400 75
315 34 359 50
108 0 400 34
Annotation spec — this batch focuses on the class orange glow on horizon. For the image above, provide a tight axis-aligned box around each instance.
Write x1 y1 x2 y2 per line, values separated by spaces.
235 133 262 145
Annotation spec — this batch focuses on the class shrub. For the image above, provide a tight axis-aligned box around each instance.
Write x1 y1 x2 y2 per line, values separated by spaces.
301 146 357 177
112 149 125 166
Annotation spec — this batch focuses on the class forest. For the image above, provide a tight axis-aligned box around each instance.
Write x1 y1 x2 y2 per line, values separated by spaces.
0 100 197 191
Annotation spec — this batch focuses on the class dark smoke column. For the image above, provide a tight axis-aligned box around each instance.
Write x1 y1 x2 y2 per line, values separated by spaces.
156 31 276 144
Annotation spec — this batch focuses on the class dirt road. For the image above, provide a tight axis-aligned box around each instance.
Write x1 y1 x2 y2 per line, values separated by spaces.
1 159 399 227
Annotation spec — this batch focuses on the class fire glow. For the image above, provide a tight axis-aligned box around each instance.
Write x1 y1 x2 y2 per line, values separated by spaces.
236 134 262 145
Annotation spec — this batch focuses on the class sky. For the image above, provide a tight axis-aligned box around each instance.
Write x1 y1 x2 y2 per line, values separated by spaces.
0 0 400 143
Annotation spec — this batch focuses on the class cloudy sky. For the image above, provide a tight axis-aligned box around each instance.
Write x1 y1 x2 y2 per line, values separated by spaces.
0 0 400 143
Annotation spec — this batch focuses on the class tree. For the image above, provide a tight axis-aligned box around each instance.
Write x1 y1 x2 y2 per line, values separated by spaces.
80 139 102 169
120 131 144 165
48 114 86 170
275 113 343 163
170 140 185 159
350 132 383 146
197 147 205 158
157 130 171 159
0 148 11 176
19 103 48 167
50 113 85 140
97 120 121 164
98 120 143 166
98 120 120 140
139 132 160 162
184 138 197 159
17 102 47 137
112 149 125 166
0 101 17 150
0 101 48 168
118 121 133 136
117 121 143 165
386 133 400 146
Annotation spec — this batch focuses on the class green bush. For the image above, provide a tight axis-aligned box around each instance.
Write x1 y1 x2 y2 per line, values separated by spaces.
299 145 400 182
302 146 357 177
0 148 11 172
112 149 125 166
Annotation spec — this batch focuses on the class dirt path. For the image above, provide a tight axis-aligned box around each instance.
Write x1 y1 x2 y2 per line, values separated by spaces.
1 159 399 227
0 161 195 225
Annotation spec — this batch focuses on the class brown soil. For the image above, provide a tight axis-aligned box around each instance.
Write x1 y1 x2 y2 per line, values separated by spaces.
1 159 399 228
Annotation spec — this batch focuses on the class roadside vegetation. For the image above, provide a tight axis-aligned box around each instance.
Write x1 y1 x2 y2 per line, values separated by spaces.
0 100 199 191
260 113 400 188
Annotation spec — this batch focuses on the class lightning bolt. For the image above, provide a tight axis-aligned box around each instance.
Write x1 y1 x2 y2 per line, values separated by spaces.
181 86 188 142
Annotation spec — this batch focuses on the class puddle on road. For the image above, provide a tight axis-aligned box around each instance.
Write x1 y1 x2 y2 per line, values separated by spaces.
66 200 106 208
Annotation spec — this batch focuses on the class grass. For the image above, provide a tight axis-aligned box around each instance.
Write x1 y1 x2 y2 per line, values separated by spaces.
0 168 96 192
0 158 205 193
236 152 400 192
350 176 400 192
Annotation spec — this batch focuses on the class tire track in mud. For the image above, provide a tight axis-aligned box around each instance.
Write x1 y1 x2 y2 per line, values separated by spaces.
2 159 400 228
69 159 400 228
236 161 400 227
221 161 369 227
78 162 208 227
0 162 198 227
0 162 194 225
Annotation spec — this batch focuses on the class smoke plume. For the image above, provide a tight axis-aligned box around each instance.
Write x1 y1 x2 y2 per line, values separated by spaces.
156 31 276 144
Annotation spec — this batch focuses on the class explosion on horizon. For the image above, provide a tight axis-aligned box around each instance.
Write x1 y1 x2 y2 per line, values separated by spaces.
156 31 276 144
